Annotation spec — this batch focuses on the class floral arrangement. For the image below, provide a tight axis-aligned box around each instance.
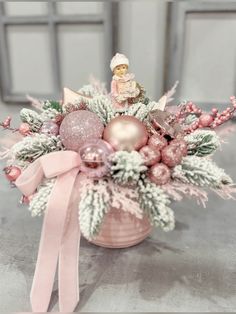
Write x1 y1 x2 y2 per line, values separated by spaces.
1 53 236 312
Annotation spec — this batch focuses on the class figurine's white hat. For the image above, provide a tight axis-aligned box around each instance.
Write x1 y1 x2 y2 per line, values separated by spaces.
110 53 129 72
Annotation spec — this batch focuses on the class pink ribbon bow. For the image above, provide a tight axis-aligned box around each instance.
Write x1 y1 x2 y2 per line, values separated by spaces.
15 151 83 312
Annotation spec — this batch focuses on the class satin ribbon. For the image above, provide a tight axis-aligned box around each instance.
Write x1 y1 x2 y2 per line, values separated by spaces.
15 151 82 312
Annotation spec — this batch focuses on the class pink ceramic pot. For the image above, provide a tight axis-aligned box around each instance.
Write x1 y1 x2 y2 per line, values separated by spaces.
87 208 152 249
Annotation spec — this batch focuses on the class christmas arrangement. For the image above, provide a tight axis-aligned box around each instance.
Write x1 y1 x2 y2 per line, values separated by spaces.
1 53 236 312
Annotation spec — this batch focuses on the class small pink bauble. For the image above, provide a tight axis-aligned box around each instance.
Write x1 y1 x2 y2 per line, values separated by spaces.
4 166 21 182
139 145 161 166
59 110 104 151
170 139 188 156
199 114 214 127
148 134 168 151
148 163 171 185
40 120 59 136
103 115 148 151
19 123 31 136
161 145 183 167
79 139 113 178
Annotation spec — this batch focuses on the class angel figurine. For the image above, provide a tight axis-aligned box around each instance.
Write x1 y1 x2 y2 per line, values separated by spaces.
110 53 142 112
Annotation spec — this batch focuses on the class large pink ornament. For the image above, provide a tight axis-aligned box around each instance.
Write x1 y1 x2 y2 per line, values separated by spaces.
40 121 59 136
148 163 171 185
199 113 214 127
161 145 183 168
139 145 161 166
59 110 104 151
170 139 188 156
79 139 113 178
103 115 148 151
148 134 168 151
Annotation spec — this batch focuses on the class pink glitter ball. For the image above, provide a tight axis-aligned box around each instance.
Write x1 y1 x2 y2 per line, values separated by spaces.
148 163 171 185
148 134 168 151
139 145 161 166
40 121 59 136
199 114 214 128
161 145 183 168
59 110 104 151
170 139 188 156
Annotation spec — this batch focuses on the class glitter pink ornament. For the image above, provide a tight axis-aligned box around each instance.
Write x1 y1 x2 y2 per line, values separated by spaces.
59 110 104 151
103 115 148 151
148 134 168 151
40 121 59 136
139 145 161 166
148 163 171 185
161 145 183 168
170 139 188 156
79 139 113 178
18 123 31 136
4 166 21 182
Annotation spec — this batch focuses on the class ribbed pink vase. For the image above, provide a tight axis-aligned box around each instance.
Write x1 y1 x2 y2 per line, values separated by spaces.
87 208 152 249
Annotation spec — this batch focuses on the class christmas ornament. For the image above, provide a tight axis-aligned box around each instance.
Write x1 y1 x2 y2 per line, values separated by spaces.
139 145 161 166
4 166 21 182
59 110 104 151
103 115 148 151
40 121 59 136
79 139 113 178
148 134 168 151
199 113 214 128
18 123 31 136
149 109 184 139
161 145 183 167
170 139 188 156
1 116 11 129
148 163 171 185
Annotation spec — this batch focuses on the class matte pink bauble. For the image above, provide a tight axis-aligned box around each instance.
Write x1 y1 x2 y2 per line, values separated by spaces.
40 121 59 136
148 134 168 151
199 114 214 127
139 145 161 166
79 139 113 178
103 115 148 151
161 145 183 167
148 163 171 185
170 139 188 156
59 110 104 151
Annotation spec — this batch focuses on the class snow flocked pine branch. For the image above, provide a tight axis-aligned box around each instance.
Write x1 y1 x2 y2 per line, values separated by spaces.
137 175 175 231
78 178 110 240
109 151 147 185
172 155 233 188
29 178 55 217
40 100 62 121
86 95 116 125
11 134 63 162
20 108 43 132
185 130 221 157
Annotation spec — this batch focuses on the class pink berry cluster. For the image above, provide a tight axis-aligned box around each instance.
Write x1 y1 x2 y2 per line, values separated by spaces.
176 96 236 134
139 134 187 185
0 115 31 136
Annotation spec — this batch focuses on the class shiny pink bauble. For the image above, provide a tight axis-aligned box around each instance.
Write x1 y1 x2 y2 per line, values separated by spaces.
199 114 214 127
148 134 168 151
170 139 188 156
103 115 148 151
40 120 59 136
19 123 31 136
59 110 104 151
148 163 171 185
139 145 161 166
79 139 113 178
4 166 21 182
161 145 183 167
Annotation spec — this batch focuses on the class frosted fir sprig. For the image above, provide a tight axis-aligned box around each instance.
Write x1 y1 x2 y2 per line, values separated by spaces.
172 156 233 189
78 84 100 97
138 176 175 231
79 179 111 240
185 130 220 157
109 151 147 185
86 95 116 125
20 108 43 132
29 178 55 217
125 103 149 121
11 134 63 162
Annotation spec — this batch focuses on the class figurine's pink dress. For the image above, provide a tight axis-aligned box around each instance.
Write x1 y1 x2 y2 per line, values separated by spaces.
110 73 139 111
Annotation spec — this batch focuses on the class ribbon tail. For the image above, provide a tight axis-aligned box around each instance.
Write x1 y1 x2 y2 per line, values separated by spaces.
58 175 81 312
30 169 79 312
